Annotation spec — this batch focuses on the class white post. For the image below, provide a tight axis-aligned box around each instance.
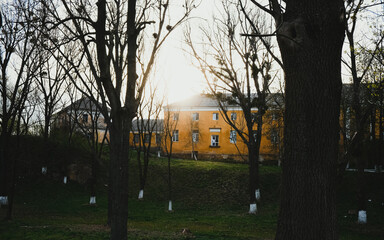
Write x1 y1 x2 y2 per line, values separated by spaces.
63 176 67 184
157 151 161 157
138 189 144 199
168 200 173 211
41 166 47 175
249 203 257 214
255 189 261 201
0 196 8 205
89 196 96 205
358 210 367 224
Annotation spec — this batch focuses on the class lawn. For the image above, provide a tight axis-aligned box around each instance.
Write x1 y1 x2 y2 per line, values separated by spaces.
0 157 383 239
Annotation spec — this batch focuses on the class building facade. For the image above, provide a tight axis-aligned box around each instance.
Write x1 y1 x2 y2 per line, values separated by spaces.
164 94 283 161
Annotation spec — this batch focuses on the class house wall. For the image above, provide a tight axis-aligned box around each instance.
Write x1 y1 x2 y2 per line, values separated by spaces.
164 108 280 161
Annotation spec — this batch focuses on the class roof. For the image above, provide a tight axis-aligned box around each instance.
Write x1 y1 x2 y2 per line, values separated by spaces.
60 96 110 113
131 119 164 132
166 93 284 110
166 94 220 108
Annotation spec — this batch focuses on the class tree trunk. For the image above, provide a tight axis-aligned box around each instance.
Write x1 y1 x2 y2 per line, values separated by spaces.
109 114 131 240
275 2 344 240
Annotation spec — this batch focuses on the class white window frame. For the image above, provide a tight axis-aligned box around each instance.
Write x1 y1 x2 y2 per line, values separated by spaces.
231 112 237 121
192 113 199 121
192 130 199 143
172 130 179 142
230 130 237 144
213 113 219 120
211 135 219 147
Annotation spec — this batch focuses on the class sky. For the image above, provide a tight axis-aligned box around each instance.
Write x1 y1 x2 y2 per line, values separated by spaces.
153 1 221 104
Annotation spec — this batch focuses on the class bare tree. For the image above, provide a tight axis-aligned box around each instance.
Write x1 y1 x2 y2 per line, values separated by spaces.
342 0 384 224
162 107 179 212
0 0 38 219
134 85 163 200
185 114 201 160
70 95 109 205
40 0 195 238
186 1 277 213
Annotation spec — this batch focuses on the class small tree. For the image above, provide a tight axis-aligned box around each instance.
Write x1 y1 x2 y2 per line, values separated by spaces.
70 95 109 204
162 107 179 211
186 1 277 213
134 85 164 200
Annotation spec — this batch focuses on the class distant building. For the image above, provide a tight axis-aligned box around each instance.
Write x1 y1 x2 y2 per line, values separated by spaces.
52 97 109 141
163 94 283 161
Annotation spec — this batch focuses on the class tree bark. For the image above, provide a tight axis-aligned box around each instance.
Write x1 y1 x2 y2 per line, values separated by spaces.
275 2 345 240
109 115 131 240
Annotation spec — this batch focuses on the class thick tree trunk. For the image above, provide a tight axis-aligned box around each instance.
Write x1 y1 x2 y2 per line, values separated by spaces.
275 2 345 240
248 146 258 214
109 115 131 240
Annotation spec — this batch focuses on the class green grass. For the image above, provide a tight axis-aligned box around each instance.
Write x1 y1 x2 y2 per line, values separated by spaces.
0 157 383 239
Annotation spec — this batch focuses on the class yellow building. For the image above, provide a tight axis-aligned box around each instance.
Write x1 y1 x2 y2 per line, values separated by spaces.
164 94 282 162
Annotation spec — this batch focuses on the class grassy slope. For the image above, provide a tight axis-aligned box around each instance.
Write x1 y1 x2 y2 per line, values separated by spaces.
0 157 383 240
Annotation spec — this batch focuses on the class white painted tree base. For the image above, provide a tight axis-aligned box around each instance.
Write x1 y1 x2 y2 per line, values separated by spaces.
255 189 261 201
249 203 257 214
138 189 144 199
168 200 173 211
41 166 47 175
63 176 68 184
0 196 8 205
89 196 96 205
157 151 161 157
358 210 367 224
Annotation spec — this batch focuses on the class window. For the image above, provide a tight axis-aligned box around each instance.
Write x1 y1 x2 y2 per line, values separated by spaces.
231 112 237 121
272 112 278 121
156 134 161 144
133 134 140 144
82 114 88 123
172 130 179 142
173 113 179 121
213 113 219 120
230 130 237 144
192 130 199 142
271 130 279 145
192 112 199 121
144 134 151 143
211 135 219 147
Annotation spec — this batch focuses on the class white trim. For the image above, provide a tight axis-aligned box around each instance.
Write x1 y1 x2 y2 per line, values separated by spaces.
249 203 257 214
255 189 261 200
138 189 144 199
210 128 221 133
0 196 8 205
358 210 367 224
